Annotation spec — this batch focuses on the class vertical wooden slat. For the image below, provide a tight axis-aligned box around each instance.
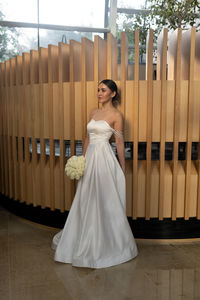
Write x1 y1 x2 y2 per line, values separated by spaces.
120 32 129 216
145 29 154 220
170 29 182 220
22 52 32 205
16 55 26 203
107 33 118 80
94 35 107 110
81 38 94 137
184 28 196 219
69 40 82 203
9 58 16 200
0 63 5 194
58 42 69 212
58 44 71 211
7 59 13 198
158 28 168 220
39 47 48 208
70 40 81 155
30 49 39 207
4 61 10 197
133 29 139 219
15 56 23 202
198 89 200 219
0 64 3 192
94 35 107 84
48 45 59 210
120 32 128 117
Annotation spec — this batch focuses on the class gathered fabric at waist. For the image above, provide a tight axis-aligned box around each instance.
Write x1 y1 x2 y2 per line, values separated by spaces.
89 136 109 145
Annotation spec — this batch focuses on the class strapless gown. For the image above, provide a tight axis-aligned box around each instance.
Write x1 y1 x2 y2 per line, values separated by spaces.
52 119 138 268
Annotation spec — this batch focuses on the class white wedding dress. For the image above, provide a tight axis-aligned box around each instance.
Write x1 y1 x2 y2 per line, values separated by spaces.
52 119 138 268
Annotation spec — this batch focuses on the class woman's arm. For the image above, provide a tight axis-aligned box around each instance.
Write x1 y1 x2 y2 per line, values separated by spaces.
113 113 125 174
82 135 89 156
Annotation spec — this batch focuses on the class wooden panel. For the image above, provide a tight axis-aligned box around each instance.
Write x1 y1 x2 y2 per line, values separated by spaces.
81 38 94 139
184 28 196 220
39 47 49 209
152 81 161 142
48 45 59 210
58 42 70 212
192 81 200 141
69 40 82 205
176 161 185 218
94 35 107 83
120 32 128 116
1 28 200 221
15 56 25 203
132 30 139 219
125 160 132 217
168 31 178 80
107 33 118 80
165 81 175 142
94 35 107 112
145 29 154 220
63 82 70 139
125 81 134 140
171 28 182 220
137 161 146 217
150 161 159 217
194 31 200 80
70 40 81 155
9 58 16 199
158 28 168 220
22 52 32 205
52 82 60 139
0 64 4 194
181 30 192 80
163 162 172 218
74 82 82 139
138 81 147 141
86 81 97 122
189 161 198 217
179 81 188 141
30 49 40 207
3 62 9 197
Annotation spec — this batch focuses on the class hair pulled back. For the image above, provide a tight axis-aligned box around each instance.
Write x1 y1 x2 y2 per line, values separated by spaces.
99 79 120 104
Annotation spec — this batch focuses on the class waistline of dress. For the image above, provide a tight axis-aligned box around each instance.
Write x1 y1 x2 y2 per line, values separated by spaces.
89 138 109 145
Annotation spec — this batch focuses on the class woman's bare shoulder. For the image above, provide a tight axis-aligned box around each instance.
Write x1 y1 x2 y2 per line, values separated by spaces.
113 109 123 122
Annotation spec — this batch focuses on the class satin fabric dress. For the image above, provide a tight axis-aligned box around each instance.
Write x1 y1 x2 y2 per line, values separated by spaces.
52 119 138 268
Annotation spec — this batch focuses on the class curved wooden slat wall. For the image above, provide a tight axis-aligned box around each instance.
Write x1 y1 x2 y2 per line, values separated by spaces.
1 29 200 220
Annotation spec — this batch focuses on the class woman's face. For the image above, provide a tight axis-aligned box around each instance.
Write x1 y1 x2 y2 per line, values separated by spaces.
97 83 116 104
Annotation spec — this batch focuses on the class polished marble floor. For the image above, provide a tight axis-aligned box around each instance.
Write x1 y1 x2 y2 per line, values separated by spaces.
1 205 200 300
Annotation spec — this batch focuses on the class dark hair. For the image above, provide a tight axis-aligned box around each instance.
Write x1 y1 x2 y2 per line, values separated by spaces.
99 79 120 104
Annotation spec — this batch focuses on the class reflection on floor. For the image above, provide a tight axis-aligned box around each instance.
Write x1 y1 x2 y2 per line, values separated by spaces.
1 205 200 300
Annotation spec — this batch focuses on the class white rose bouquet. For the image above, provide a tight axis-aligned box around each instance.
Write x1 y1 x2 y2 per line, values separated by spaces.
65 155 86 180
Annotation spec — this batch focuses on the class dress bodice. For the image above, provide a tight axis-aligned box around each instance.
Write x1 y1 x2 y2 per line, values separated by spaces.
87 119 114 144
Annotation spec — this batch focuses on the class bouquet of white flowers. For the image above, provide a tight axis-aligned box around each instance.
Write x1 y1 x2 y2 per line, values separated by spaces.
65 155 86 180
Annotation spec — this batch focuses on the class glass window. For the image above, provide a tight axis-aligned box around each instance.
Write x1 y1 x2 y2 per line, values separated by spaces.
39 0 105 28
0 27 38 62
0 0 37 22
117 0 146 9
39 29 103 48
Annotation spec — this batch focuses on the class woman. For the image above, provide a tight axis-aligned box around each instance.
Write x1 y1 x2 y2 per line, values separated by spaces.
52 79 138 268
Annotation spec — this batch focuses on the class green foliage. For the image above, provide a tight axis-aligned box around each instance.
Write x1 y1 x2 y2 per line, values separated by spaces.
0 11 20 62
147 0 200 30
117 0 200 62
